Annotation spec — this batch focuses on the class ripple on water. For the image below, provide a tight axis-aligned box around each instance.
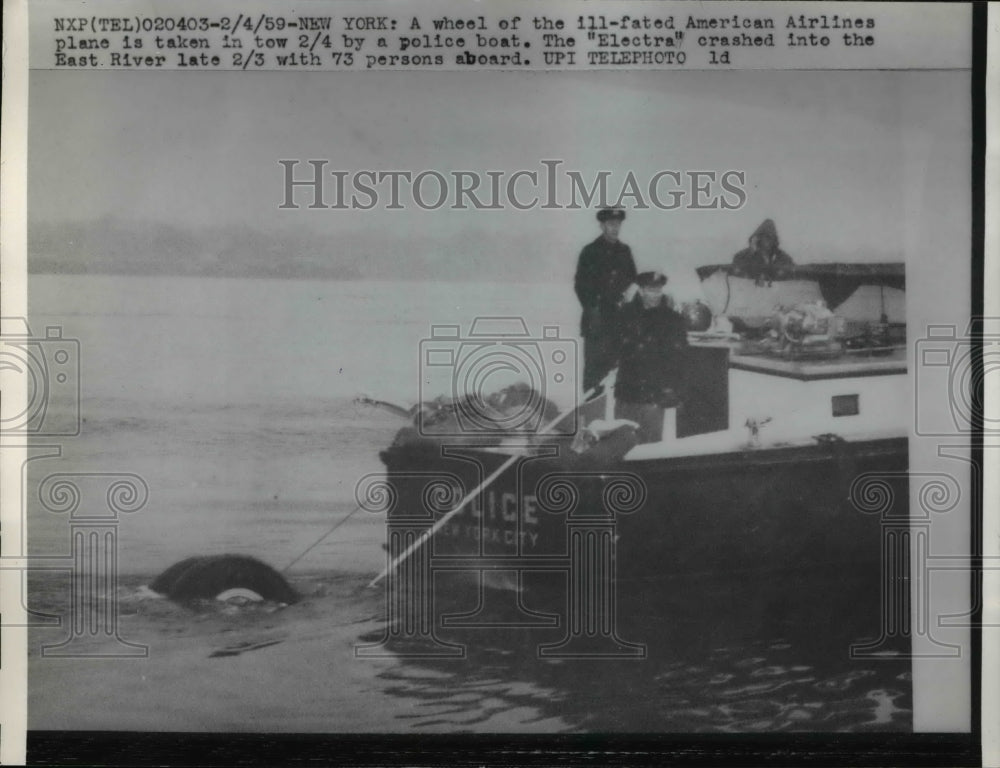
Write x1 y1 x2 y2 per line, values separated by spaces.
750 665 791 678
708 673 735 685
814 669 876 692
786 708 814 722
865 688 909 727
362 623 910 733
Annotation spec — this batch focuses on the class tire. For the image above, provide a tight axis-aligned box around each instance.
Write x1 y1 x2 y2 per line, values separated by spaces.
149 554 298 604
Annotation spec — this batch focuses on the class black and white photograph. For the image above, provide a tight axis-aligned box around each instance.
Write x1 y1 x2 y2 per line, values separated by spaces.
1 1 989 764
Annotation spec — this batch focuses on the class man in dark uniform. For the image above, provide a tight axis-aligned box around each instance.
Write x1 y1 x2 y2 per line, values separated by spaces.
731 218 795 284
614 271 689 444
574 208 637 393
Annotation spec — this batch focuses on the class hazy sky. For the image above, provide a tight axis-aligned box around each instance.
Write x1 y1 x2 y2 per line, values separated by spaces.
29 68 968 283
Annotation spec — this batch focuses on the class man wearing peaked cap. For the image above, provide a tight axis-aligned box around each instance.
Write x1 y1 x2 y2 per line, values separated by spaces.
596 208 626 223
635 270 667 288
614 269 689 444
574 209 637 392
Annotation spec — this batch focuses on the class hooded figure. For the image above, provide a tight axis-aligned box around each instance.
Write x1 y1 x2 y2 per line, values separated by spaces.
731 219 794 282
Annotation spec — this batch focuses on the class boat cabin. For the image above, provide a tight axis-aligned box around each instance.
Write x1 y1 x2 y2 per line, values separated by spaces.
586 262 908 460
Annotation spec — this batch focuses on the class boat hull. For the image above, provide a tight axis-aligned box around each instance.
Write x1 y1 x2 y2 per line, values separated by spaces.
376 434 908 645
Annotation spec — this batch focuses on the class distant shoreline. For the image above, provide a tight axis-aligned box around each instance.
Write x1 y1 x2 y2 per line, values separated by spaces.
27 268 560 284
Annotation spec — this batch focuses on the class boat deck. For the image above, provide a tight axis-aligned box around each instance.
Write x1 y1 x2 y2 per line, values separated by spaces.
623 426 907 462
729 348 907 381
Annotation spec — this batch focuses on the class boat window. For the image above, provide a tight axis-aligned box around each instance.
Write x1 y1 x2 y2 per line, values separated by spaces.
832 394 860 417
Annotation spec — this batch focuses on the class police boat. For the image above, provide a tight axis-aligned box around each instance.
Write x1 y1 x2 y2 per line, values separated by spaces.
366 264 909 653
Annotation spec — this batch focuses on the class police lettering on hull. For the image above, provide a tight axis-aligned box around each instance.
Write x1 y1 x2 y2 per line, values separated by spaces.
435 490 542 550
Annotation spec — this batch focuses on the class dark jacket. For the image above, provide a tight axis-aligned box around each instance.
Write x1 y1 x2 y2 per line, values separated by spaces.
614 295 689 406
574 236 637 338
731 219 794 280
